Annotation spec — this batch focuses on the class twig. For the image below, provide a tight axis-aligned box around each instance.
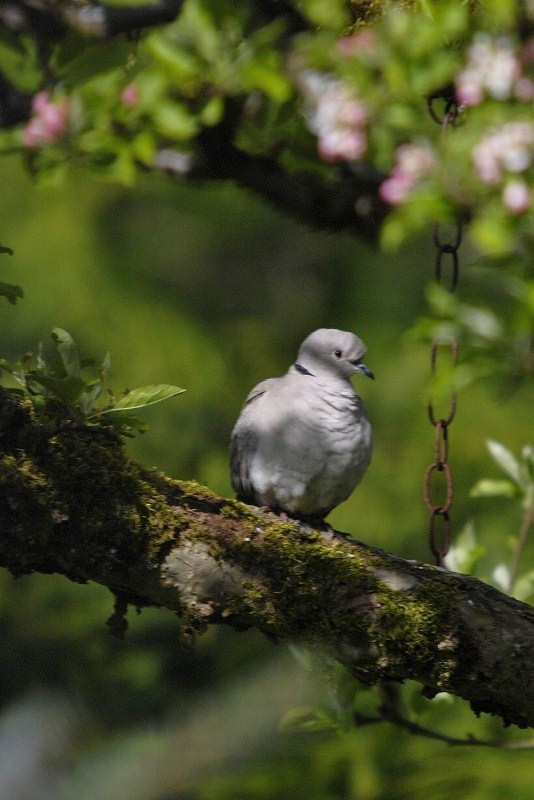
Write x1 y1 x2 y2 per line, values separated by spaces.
510 500 534 593
353 708 534 750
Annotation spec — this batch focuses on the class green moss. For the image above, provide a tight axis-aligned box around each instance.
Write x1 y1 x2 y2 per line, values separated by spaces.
0 393 183 581
186 515 379 647
180 500 464 687
220 501 259 520
368 574 460 684
176 479 222 505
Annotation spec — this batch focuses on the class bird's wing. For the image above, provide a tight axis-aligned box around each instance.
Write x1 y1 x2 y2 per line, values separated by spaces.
241 377 279 407
230 377 278 502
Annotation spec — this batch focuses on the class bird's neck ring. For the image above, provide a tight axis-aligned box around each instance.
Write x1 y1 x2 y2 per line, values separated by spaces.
294 362 315 376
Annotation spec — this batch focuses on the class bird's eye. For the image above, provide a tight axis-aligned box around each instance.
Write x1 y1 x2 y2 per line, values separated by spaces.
334 349 342 358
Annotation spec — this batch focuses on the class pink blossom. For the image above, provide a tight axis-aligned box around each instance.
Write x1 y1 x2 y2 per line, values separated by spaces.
379 174 413 205
32 91 52 116
337 30 376 57
456 81 483 107
22 91 70 149
318 129 367 162
121 82 139 107
22 119 46 149
502 180 530 213
379 142 435 205
395 143 435 177
515 76 534 101
521 38 534 63
342 100 368 127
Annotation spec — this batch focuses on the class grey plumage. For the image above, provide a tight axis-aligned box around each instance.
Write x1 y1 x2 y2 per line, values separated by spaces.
230 328 373 520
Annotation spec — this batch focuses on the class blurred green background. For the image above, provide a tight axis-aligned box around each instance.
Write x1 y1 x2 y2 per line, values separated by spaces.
1 153 534 798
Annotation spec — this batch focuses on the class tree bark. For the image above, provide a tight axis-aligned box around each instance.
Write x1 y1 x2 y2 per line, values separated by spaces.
1 388 534 730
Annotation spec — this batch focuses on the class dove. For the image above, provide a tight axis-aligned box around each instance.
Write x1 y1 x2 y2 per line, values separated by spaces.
230 328 373 521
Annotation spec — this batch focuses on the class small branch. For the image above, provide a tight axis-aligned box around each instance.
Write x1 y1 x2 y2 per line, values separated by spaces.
1 1 185 40
354 709 534 749
0 73 32 127
62 0 184 39
348 682 534 748
154 138 388 238
510 501 534 592
188 120 388 238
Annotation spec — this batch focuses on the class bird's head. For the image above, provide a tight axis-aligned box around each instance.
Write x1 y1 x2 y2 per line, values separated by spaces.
296 328 374 381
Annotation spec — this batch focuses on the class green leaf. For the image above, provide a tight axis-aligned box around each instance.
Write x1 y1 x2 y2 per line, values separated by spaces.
101 384 185 413
51 328 81 378
470 214 516 256
100 351 112 381
443 520 486 575
106 413 149 435
27 372 86 405
380 215 408 251
199 95 224 127
0 281 23 304
279 706 339 734
242 59 292 103
459 307 502 341
470 479 518 499
0 358 28 389
54 37 133 85
492 563 511 593
486 440 523 487
131 132 156 167
512 569 534 603
426 282 459 317
300 0 349 29
153 102 198 140
79 382 104 415
147 35 201 81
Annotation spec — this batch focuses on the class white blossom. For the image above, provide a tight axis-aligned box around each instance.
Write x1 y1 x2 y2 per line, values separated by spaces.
473 122 534 185
456 35 521 106
299 71 368 163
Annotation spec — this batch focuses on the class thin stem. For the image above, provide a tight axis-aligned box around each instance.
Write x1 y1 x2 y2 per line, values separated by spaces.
509 498 534 593
353 710 534 750
350 683 534 750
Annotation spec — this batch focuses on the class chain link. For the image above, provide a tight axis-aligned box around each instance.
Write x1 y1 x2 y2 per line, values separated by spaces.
427 90 461 128
424 92 462 567
432 222 463 291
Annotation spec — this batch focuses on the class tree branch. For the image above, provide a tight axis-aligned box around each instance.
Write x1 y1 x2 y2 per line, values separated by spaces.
153 140 386 238
2 387 534 730
0 0 185 40
190 121 388 237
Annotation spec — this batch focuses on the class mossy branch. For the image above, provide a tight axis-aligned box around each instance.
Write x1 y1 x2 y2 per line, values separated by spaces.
1 387 534 729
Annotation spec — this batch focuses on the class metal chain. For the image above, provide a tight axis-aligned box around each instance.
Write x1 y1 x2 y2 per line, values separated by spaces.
424 92 463 567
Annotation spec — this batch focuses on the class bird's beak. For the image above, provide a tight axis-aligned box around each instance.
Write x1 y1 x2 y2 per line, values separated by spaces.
354 363 374 380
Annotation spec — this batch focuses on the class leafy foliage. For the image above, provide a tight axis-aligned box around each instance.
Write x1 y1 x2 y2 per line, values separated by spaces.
469 439 534 598
0 328 185 435
0 242 21 304
0 280 22 304
2 0 534 253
